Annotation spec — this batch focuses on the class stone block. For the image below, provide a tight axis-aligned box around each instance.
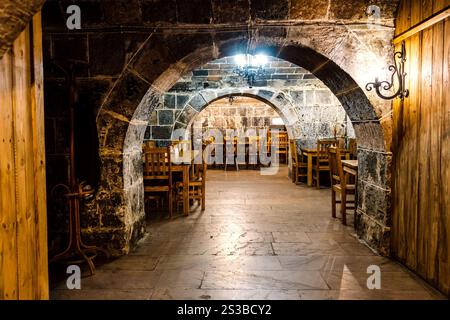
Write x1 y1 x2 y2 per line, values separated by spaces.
151 126 173 139
189 94 208 111
81 228 129 257
103 71 149 119
144 126 151 140
103 0 142 25
250 0 290 20
141 0 177 23
358 148 392 188
164 32 214 63
158 110 174 125
177 0 213 24
352 121 386 151
355 210 391 256
99 155 124 189
212 0 249 23
176 94 191 109
131 34 178 83
89 33 126 76
164 94 176 109
289 0 329 20
315 90 332 105
329 0 398 21
357 180 391 224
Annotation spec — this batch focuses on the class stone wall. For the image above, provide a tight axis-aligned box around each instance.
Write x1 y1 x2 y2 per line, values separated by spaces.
41 0 399 256
147 56 355 149
194 96 280 133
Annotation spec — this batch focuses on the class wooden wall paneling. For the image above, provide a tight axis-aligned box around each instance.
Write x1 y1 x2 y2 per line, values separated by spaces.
416 26 433 278
392 40 410 263
12 27 38 300
394 0 450 296
403 37 412 266
422 0 435 21
0 12 49 300
397 0 411 35
434 0 450 13
428 20 444 284
0 50 19 300
30 12 49 300
406 33 421 271
438 16 450 294
411 0 424 26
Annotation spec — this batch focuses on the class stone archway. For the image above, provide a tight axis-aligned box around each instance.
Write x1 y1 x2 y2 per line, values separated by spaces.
165 88 304 142
94 34 393 256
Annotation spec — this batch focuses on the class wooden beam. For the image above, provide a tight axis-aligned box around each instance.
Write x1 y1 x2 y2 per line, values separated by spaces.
394 6 450 43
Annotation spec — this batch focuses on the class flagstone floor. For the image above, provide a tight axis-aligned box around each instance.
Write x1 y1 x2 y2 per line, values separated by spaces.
51 167 445 300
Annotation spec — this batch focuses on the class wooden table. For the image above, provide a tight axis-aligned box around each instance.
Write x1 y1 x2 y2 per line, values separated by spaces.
301 148 351 187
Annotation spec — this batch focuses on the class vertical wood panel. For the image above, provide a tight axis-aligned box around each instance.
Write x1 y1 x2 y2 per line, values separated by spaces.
421 0 435 21
12 27 37 300
428 21 444 283
30 12 49 300
406 33 421 271
438 17 450 294
0 50 19 300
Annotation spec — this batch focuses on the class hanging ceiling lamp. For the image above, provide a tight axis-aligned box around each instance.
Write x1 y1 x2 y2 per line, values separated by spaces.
233 54 268 88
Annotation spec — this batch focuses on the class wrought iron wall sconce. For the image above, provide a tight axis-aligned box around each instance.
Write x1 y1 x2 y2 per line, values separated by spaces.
366 41 409 100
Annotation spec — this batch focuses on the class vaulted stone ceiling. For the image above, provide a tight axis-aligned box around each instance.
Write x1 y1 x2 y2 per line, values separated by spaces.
0 0 402 58
41 0 400 27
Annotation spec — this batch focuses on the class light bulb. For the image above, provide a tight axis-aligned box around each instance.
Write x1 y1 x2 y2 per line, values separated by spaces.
254 54 268 67
234 54 247 67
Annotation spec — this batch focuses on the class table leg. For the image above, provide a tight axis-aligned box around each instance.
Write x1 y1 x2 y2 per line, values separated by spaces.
307 154 313 187
183 166 190 216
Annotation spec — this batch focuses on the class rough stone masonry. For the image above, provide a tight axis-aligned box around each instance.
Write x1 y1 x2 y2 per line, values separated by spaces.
40 0 399 256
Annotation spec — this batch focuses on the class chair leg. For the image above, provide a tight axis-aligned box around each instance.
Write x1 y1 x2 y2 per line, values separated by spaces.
316 170 320 189
168 191 173 219
341 190 347 225
332 189 336 218
201 185 206 211
294 167 298 184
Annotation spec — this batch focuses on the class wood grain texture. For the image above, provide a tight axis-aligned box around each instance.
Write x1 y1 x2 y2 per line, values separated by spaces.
0 14 48 300
0 48 19 300
31 12 49 300
393 0 450 297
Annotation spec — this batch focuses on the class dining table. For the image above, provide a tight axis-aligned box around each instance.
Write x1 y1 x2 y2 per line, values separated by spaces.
301 148 351 187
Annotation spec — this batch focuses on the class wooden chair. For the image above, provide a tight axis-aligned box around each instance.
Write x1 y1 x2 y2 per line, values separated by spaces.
312 139 338 189
143 147 173 218
224 137 239 171
349 138 357 160
272 131 289 164
175 155 207 211
143 140 156 152
290 139 307 184
247 136 260 169
328 146 355 225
